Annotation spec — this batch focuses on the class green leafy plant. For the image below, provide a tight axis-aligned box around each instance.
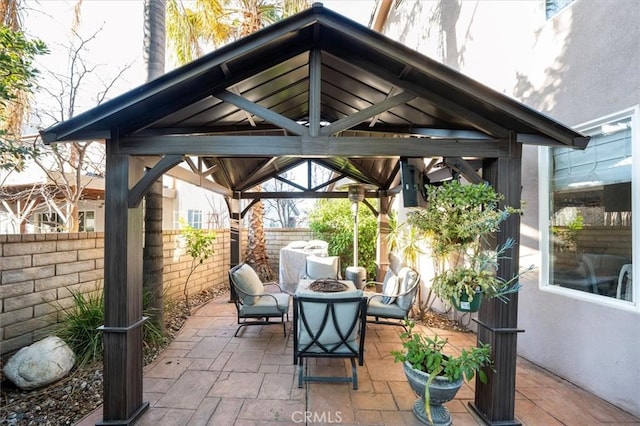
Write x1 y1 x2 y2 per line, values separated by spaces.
408 181 516 258
56 288 105 367
552 212 584 253
432 238 535 304
392 320 492 422
57 285 164 367
407 181 533 306
1 27 48 171
308 199 377 278
392 320 492 382
180 219 216 309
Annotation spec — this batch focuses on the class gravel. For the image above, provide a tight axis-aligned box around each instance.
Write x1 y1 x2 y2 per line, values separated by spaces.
0 287 468 425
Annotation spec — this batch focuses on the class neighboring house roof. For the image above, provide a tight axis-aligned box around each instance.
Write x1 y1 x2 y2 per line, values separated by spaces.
40 3 588 199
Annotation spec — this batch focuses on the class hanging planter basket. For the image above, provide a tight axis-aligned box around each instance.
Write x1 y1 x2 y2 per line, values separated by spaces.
452 290 483 313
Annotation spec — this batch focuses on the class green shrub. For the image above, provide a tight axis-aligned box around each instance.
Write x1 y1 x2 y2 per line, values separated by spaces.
57 286 164 367
179 219 216 308
56 288 105 366
308 198 377 278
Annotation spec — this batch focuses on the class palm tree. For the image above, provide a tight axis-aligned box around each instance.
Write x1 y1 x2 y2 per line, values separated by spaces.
1 0 47 170
166 0 232 64
142 0 166 333
165 0 310 281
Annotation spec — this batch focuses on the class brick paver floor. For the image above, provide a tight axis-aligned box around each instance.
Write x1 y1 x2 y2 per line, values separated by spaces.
77 294 640 425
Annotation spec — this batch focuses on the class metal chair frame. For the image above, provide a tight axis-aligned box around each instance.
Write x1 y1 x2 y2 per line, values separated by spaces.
293 295 367 389
365 269 421 331
229 263 290 337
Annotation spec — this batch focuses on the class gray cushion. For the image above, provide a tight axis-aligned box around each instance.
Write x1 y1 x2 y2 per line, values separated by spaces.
365 293 406 318
381 275 399 304
389 252 405 275
306 255 340 279
297 289 363 352
231 264 264 305
396 267 419 311
239 293 290 315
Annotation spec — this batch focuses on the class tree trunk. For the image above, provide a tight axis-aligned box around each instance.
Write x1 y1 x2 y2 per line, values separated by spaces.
142 0 166 331
143 178 165 333
245 185 274 281
144 0 166 81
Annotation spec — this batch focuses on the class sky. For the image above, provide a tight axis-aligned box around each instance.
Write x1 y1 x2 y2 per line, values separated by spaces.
23 0 376 129
322 1 376 25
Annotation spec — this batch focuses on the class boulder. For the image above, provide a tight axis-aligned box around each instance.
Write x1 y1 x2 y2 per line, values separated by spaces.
3 336 76 390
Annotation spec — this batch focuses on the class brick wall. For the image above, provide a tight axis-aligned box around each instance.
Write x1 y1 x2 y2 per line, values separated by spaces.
264 228 315 273
1 230 229 355
0 228 311 355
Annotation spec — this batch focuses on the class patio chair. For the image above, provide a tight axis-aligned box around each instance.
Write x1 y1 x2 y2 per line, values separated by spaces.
364 263 421 331
293 292 367 389
228 263 291 337
305 255 341 280
616 263 632 301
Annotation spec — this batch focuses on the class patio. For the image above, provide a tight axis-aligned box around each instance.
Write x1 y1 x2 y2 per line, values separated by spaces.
78 293 640 425
41 4 597 421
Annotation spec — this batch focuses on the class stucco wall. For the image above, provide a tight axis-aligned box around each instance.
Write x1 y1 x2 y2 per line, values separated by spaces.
383 0 640 417
516 1 640 417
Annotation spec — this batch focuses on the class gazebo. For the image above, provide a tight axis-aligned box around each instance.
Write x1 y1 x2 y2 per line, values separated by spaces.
41 4 587 425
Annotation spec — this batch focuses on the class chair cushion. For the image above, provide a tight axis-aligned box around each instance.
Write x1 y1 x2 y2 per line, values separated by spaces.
389 252 405 275
381 275 399 304
365 293 407 318
240 293 290 315
306 255 340 279
232 264 264 305
296 290 363 353
396 267 419 311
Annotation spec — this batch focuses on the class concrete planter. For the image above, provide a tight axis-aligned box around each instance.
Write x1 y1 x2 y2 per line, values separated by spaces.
403 360 463 425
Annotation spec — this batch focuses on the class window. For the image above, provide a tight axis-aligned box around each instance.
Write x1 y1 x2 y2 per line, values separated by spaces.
545 0 574 19
187 209 202 229
79 211 95 232
546 113 634 302
36 212 63 232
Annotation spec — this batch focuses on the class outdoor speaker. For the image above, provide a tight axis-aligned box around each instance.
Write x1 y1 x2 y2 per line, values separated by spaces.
400 158 425 208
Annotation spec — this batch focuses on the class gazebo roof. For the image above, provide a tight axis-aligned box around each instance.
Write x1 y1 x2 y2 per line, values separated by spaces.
37 5 592 423
40 2 587 197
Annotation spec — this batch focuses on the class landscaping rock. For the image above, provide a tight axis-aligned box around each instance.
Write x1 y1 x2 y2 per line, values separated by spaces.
3 336 76 390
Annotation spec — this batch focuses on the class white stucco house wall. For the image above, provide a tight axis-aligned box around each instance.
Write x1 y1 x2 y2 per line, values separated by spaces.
378 0 639 417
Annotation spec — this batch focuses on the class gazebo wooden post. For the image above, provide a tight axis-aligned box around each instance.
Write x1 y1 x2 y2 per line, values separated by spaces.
229 192 243 267
471 144 523 425
98 147 149 425
376 193 391 280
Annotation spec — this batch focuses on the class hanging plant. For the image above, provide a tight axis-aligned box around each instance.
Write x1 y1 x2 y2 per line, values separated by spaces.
407 181 534 309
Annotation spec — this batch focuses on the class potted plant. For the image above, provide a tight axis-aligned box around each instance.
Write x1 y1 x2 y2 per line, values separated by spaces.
392 320 492 425
407 180 532 312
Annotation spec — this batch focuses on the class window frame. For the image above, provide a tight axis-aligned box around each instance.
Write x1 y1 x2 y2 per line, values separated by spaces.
79 210 96 232
539 106 639 309
187 209 203 229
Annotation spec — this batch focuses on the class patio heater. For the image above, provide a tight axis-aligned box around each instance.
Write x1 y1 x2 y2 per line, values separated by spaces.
338 183 376 289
